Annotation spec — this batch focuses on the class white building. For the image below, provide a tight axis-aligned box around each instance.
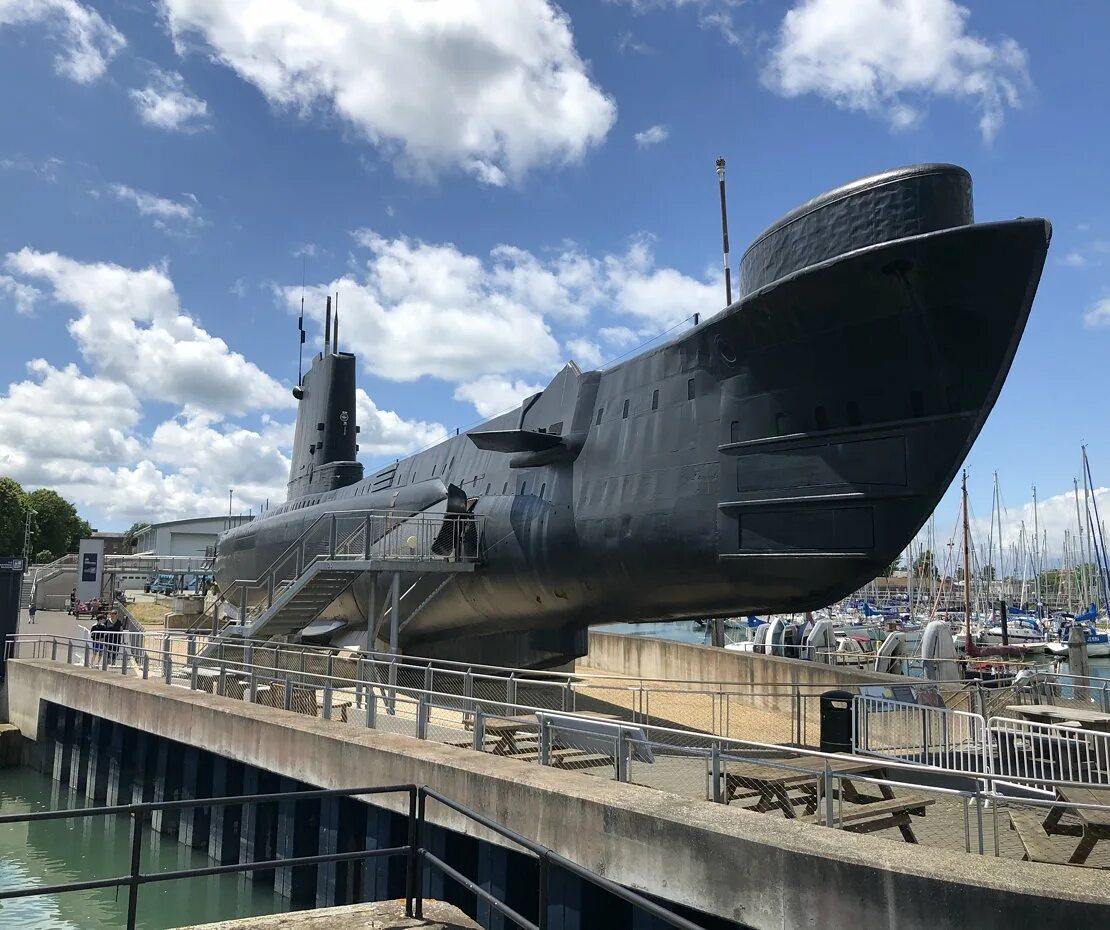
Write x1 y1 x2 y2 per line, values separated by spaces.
133 515 253 558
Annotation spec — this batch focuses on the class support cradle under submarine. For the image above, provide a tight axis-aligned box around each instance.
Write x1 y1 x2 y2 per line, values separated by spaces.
216 163 1050 668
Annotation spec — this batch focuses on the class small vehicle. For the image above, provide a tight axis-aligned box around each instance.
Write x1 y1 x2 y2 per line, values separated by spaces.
146 573 177 595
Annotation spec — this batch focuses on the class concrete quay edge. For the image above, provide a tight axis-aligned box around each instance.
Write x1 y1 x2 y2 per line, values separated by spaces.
6 659 1107 930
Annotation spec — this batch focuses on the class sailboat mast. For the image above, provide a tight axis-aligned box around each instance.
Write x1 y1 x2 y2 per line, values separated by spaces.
962 471 974 655
1032 484 1041 607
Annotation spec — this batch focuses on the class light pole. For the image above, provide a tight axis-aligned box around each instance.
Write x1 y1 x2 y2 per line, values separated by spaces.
22 508 36 565
228 489 234 530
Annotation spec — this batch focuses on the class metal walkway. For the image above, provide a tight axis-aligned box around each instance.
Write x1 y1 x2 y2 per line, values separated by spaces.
196 507 481 654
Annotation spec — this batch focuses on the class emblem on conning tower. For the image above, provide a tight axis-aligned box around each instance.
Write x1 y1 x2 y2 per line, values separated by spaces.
340 410 349 435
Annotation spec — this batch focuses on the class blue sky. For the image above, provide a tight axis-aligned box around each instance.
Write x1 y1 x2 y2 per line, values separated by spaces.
0 0 1107 552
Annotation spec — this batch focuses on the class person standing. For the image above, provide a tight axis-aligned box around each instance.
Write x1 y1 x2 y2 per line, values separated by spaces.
27 603 36 625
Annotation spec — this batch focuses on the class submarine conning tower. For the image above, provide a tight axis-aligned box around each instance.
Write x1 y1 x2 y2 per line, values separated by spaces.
287 348 363 500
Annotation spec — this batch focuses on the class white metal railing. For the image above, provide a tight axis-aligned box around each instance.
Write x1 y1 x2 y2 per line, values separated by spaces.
853 695 988 772
988 715 1110 792
191 507 483 635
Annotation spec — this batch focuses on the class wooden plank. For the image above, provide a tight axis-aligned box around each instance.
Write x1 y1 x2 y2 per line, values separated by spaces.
1009 810 1106 868
801 797 935 826
1058 786 1110 828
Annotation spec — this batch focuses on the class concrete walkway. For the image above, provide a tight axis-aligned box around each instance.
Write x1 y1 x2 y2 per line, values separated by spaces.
18 607 84 639
177 900 479 930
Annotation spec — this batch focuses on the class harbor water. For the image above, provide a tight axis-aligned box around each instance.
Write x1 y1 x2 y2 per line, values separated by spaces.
0 766 289 929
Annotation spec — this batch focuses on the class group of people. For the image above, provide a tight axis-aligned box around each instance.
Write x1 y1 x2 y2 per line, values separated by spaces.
90 613 125 664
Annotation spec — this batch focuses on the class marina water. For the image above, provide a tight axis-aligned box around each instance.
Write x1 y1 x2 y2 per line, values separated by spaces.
0 766 289 929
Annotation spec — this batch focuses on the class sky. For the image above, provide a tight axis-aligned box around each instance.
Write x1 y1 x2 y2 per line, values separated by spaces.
0 0 1108 555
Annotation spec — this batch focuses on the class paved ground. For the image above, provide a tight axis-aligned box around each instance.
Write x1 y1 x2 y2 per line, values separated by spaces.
179 900 479 929
17 607 83 639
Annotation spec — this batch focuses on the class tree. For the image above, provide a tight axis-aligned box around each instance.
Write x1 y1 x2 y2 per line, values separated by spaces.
25 488 91 558
979 564 996 581
35 549 55 564
0 476 27 556
124 521 151 551
913 549 939 580
886 556 902 576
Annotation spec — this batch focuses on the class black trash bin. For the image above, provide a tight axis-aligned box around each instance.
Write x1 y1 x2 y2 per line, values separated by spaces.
819 689 854 754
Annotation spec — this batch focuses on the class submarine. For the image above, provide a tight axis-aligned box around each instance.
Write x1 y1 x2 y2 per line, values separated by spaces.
216 163 1051 668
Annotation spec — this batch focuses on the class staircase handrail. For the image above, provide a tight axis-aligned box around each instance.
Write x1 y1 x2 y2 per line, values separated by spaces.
187 506 481 636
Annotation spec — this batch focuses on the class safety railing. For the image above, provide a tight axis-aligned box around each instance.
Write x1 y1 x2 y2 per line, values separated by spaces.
853 695 989 772
191 507 483 635
0 785 416 930
988 716 1110 792
0 782 706 930
8 634 1110 865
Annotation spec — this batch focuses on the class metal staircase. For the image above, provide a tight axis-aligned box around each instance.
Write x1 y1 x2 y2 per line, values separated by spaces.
194 506 482 652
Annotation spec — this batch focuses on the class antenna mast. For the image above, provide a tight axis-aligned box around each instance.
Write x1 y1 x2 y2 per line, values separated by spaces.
715 157 732 307
297 256 306 384
324 295 332 355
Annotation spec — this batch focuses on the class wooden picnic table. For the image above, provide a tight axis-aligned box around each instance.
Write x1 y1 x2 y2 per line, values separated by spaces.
1040 785 1110 864
481 712 623 756
721 756 894 815
1006 704 1110 732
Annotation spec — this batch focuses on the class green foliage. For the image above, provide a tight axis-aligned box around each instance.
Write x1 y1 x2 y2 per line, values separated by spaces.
0 476 26 556
34 549 55 564
913 549 940 580
886 556 902 576
0 481 93 559
980 564 996 581
123 521 151 549
26 488 92 558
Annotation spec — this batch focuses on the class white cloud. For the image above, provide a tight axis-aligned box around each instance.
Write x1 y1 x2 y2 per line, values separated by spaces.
611 1 745 45
356 389 448 458
158 0 615 184
289 233 564 383
129 68 209 132
0 155 64 181
109 183 202 232
0 274 41 314
970 485 1110 565
1061 252 1087 269
453 376 547 419
0 0 125 83
285 232 719 387
634 124 669 147
564 338 605 368
765 0 1029 141
0 361 143 484
1084 299 1110 329
3 249 287 414
603 237 721 328
616 31 651 55
598 325 641 348
148 409 291 498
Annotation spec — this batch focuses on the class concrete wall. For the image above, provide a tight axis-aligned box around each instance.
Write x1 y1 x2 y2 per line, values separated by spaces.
584 632 913 693
6 659 1107 930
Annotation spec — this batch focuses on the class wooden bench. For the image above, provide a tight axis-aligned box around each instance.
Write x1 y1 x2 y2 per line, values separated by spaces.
1007 810 1095 866
801 796 935 842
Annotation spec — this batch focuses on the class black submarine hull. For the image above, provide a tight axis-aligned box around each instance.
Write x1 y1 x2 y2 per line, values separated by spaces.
217 165 1050 668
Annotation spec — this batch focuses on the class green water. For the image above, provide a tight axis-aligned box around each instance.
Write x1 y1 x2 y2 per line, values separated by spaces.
0 767 290 929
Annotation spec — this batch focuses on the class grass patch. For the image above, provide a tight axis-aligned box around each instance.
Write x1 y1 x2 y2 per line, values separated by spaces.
126 600 171 626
